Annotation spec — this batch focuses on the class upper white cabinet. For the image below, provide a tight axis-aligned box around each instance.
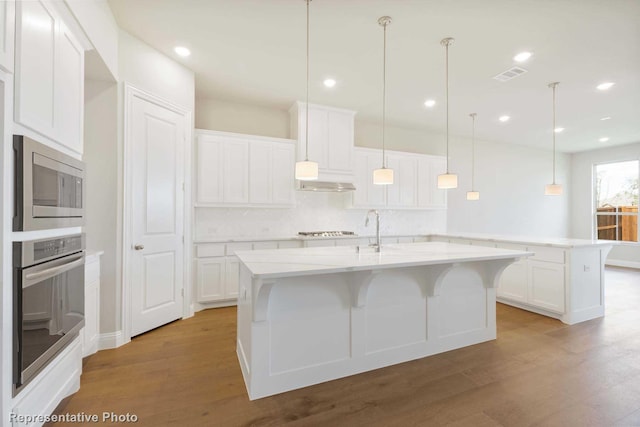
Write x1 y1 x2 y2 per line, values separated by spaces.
352 147 447 210
15 0 84 153
195 130 296 208
289 102 356 183
0 0 15 72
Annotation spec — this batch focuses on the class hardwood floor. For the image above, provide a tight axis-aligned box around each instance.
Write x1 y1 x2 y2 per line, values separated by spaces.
49 267 640 426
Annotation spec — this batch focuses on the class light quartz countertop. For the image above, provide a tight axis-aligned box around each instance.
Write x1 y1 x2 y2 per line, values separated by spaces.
235 242 532 279
432 233 615 249
193 234 420 244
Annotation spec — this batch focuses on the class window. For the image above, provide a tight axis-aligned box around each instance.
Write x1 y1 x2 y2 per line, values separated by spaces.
595 160 639 242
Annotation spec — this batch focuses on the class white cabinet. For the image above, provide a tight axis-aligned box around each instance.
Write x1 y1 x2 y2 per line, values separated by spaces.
15 0 84 153
528 261 565 313
290 102 356 182
0 0 15 72
196 258 226 302
196 130 295 207
498 260 528 303
83 252 102 358
352 147 447 210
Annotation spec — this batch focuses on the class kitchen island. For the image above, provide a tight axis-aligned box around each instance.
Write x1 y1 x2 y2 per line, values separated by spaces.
235 242 531 400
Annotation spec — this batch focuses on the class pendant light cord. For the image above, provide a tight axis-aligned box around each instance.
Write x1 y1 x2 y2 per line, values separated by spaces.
304 0 310 162
551 83 557 184
470 113 476 190
382 20 387 168
441 38 453 174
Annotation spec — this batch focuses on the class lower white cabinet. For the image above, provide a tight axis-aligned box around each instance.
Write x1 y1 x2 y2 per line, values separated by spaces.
498 260 528 303
527 260 565 313
196 257 237 302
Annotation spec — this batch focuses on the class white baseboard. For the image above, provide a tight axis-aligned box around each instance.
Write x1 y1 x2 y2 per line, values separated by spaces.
606 259 640 270
194 300 237 312
98 330 126 350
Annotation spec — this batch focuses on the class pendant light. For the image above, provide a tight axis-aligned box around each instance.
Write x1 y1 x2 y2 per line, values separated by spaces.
437 37 458 189
295 0 319 181
372 16 394 185
545 82 562 195
466 113 480 201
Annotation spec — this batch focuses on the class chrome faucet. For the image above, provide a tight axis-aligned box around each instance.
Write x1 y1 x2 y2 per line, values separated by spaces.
365 209 381 252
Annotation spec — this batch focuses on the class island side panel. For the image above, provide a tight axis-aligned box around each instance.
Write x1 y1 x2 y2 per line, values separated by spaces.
239 262 504 400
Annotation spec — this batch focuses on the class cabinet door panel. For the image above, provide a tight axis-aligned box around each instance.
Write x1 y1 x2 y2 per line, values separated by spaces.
305 107 328 167
399 157 417 206
197 259 225 302
56 24 83 153
15 0 57 136
197 137 223 203
327 111 352 172
225 257 240 298
271 144 295 205
249 141 272 204
223 140 249 203
352 151 368 207
498 261 528 302
0 0 15 72
366 154 387 206
528 261 565 313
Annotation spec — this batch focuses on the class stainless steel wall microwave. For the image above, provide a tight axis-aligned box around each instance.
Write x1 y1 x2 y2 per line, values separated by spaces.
13 135 85 231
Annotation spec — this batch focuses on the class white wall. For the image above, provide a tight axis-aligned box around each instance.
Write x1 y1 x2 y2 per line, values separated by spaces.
447 135 571 237
196 98 289 138
84 79 119 333
571 142 640 266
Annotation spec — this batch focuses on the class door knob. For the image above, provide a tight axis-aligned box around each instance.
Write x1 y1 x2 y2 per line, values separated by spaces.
134 244 144 250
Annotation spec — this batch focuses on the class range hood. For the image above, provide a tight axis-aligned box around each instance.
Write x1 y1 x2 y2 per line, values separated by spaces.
298 181 356 192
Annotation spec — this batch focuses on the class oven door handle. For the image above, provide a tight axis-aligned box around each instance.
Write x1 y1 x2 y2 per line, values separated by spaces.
24 255 84 285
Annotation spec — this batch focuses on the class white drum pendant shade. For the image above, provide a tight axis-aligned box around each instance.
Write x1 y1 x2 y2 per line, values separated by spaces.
544 183 563 196
373 167 394 185
437 173 458 189
295 160 319 181
466 191 480 201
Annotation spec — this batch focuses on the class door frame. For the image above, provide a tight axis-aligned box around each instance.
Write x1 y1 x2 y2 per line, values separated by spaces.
121 83 193 343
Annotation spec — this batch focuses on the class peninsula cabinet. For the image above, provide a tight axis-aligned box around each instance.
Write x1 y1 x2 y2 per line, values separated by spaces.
15 0 84 153
289 102 356 183
195 130 296 207
428 235 613 325
352 147 447 210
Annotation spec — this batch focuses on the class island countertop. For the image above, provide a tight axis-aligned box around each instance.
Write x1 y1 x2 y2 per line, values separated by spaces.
235 242 533 279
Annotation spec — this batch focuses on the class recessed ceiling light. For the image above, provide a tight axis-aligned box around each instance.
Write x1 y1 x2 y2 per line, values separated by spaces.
174 46 191 57
596 82 615 91
424 99 436 108
323 78 337 88
499 115 510 122
600 116 612 121
554 127 564 133
599 137 609 142
513 52 532 62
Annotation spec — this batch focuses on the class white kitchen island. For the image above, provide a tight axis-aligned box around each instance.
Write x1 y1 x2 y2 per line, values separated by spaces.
235 242 532 400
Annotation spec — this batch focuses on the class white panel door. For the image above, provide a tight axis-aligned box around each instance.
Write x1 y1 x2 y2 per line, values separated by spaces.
130 94 185 337
249 141 272 204
0 0 15 73
271 144 295 205
196 136 223 204
196 258 225 302
55 23 84 153
528 261 565 313
327 111 352 172
223 139 249 204
15 0 57 137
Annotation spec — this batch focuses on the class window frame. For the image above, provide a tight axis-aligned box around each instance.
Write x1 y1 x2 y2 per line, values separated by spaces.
592 158 640 244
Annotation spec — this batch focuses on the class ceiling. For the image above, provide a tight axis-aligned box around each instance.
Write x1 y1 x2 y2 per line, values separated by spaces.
108 0 640 153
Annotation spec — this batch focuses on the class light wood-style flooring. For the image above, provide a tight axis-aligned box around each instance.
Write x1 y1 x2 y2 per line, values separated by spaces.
50 267 640 426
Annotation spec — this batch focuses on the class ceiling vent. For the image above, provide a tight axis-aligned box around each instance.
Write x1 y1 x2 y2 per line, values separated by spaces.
493 66 528 82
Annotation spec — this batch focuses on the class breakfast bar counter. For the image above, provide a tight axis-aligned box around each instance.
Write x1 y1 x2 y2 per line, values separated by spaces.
235 242 531 400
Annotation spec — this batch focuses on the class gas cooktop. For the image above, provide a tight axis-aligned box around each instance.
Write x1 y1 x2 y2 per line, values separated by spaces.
297 231 357 238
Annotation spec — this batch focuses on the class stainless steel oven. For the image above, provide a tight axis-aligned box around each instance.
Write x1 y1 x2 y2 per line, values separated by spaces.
13 234 85 395
13 135 85 231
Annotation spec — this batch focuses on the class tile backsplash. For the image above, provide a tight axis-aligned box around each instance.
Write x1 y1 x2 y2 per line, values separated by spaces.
194 191 447 240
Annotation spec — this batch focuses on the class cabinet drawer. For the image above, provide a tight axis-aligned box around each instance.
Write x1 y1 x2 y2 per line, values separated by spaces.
253 241 278 250
529 246 565 264
278 240 302 249
227 242 253 255
85 260 100 284
196 244 225 258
